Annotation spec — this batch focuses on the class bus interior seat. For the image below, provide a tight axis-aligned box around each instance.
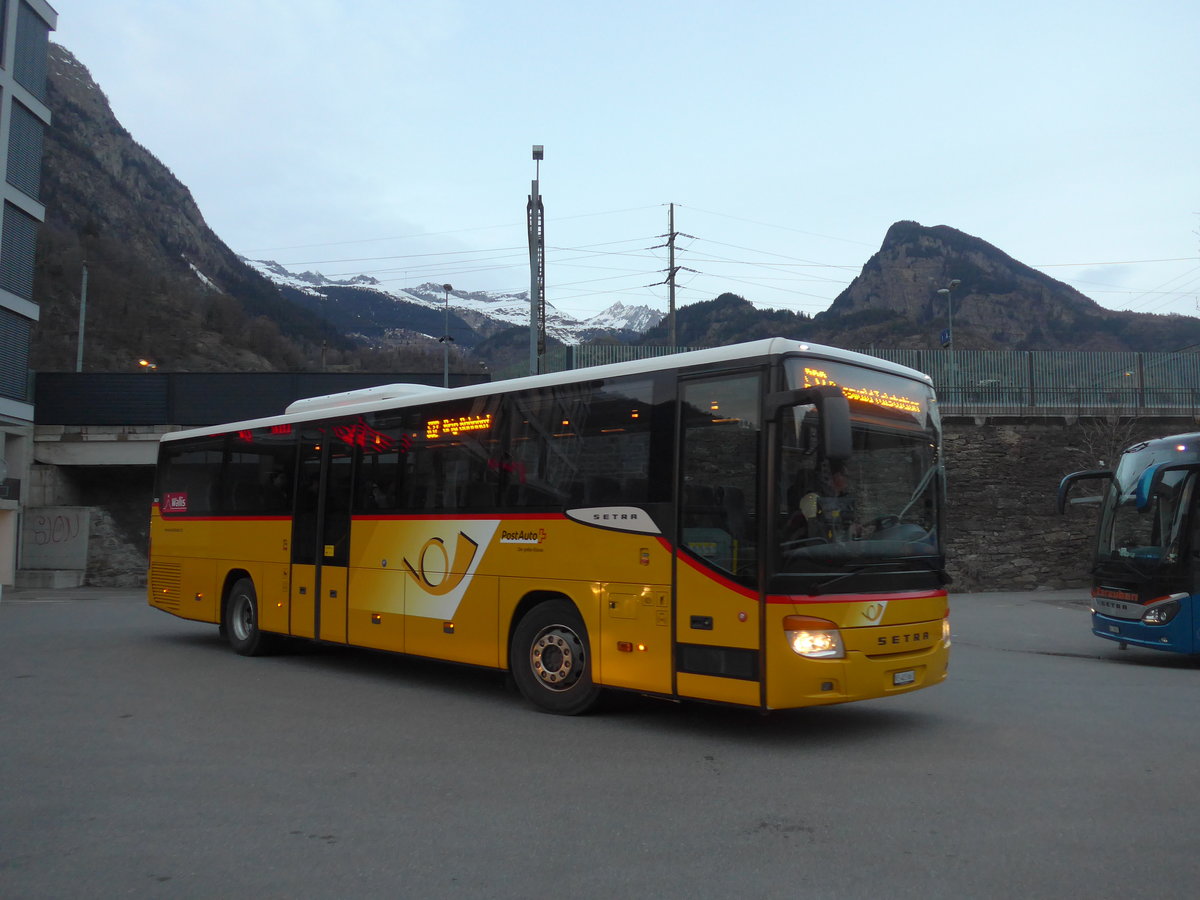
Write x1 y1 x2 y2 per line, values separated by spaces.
567 481 586 507
623 477 648 502
585 476 621 506
231 481 264 512
463 481 498 508
718 485 749 540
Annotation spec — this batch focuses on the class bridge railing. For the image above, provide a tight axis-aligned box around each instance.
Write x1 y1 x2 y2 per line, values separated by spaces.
869 348 1200 417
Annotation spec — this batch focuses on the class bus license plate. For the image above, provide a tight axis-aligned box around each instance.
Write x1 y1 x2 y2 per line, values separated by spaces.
893 670 916 686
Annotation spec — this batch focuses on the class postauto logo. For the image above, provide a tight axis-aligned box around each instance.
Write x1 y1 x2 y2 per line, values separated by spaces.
499 527 546 545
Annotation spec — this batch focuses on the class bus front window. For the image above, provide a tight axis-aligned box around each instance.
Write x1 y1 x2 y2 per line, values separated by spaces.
772 359 944 593
1098 459 1194 572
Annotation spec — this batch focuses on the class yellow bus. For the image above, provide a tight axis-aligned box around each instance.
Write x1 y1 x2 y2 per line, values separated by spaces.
149 338 949 714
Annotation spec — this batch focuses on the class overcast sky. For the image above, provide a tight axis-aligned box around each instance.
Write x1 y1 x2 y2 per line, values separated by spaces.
52 0 1199 325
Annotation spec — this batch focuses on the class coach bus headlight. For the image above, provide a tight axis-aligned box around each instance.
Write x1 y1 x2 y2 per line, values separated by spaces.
784 615 845 659
1142 597 1180 626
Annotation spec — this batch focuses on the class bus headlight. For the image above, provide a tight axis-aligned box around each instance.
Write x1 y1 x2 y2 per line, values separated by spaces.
1142 597 1181 625
784 615 845 659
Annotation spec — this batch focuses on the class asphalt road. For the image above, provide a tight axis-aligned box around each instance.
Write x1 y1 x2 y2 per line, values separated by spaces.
2 585 1199 899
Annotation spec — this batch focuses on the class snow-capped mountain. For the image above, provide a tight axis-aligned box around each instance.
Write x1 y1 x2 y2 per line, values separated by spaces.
243 258 663 346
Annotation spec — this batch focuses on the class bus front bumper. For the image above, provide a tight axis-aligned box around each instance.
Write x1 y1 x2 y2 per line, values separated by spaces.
1091 610 1195 654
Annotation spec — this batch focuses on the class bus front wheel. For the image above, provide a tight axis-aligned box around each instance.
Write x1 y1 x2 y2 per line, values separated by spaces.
224 577 275 657
511 600 601 715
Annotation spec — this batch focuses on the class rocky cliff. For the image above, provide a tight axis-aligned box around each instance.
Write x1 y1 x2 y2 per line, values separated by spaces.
33 44 333 372
820 221 1200 351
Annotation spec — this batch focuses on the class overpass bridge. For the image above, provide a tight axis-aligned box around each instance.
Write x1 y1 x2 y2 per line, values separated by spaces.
31 371 491 468
21 372 488 588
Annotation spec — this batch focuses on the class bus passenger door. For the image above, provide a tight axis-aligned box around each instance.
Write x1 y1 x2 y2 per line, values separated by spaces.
675 373 764 706
290 427 354 642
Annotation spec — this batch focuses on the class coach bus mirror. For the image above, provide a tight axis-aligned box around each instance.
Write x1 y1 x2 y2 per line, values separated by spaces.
1055 469 1112 514
767 385 851 464
1135 462 1200 512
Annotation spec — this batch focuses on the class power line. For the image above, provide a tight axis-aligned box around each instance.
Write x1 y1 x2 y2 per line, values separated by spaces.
680 205 874 246
244 204 664 254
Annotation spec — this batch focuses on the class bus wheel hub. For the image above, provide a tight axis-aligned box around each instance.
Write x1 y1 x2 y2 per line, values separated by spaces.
530 626 584 691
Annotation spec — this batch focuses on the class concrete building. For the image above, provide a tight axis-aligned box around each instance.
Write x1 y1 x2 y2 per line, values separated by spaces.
0 0 56 593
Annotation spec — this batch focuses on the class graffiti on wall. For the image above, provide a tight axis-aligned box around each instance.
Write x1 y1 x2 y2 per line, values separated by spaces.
21 507 91 570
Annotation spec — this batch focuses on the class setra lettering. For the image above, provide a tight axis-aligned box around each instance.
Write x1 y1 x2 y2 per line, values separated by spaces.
877 631 931 646
592 512 641 522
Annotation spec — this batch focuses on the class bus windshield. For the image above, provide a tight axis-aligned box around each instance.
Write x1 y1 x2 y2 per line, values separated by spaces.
1097 447 1196 576
772 358 943 593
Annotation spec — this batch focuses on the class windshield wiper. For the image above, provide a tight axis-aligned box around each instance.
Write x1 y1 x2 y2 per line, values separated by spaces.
810 556 947 594
811 563 893 594
1094 554 1162 579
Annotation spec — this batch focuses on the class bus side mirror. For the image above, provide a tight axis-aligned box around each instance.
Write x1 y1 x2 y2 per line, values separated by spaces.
1055 469 1112 514
1135 462 1200 511
766 385 851 464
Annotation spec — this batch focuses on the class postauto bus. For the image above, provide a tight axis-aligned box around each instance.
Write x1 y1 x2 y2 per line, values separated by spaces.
1058 432 1200 654
149 338 951 714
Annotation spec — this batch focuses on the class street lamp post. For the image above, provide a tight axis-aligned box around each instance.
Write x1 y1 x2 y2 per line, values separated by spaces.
936 278 962 400
440 283 453 388
936 278 961 348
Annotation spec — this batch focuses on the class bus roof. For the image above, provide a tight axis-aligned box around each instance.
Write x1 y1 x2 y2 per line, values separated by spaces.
1123 432 1200 459
161 337 934 442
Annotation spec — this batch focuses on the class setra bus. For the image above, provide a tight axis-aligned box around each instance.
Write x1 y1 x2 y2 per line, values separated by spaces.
1058 432 1200 654
149 338 950 714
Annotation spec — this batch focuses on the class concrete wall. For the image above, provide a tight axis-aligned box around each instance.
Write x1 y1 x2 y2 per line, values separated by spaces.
20 506 90 570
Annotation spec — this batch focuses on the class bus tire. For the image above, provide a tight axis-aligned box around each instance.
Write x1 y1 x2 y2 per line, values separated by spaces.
224 577 275 657
510 599 601 715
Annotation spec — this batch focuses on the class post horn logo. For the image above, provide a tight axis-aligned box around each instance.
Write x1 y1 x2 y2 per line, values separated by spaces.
403 532 480 595
862 602 886 622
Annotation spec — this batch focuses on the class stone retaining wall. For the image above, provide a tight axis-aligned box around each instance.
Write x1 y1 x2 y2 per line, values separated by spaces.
942 416 1188 591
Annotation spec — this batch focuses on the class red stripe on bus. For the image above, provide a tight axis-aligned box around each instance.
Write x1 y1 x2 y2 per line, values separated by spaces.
675 550 759 600
766 589 948 605
352 513 566 522
157 515 292 522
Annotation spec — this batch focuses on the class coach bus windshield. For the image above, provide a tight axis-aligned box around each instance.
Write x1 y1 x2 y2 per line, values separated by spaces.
772 358 944 593
1095 445 1196 578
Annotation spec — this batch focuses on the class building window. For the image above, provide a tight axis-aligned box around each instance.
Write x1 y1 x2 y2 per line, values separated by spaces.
0 2 8 70
0 306 30 401
0 201 38 301
13 1 50 102
6 101 43 199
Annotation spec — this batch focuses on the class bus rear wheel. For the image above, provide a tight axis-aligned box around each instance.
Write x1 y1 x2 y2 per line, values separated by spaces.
511 599 601 715
224 577 276 656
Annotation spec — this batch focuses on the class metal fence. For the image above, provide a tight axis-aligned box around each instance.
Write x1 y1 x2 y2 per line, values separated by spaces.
870 349 1200 416
527 345 1200 417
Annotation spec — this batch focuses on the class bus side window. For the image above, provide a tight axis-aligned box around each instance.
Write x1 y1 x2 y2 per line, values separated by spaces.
158 439 224 517
351 412 413 514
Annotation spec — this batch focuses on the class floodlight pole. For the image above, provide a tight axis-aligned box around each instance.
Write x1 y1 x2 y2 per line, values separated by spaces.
441 283 453 388
527 145 545 376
